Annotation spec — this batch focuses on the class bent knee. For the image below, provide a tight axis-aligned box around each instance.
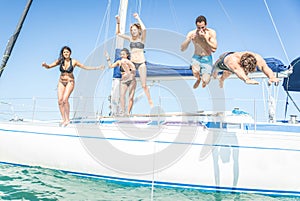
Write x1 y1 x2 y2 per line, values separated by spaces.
141 84 147 89
128 98 134 103
58 99 68 105
191 65 200 73
202 73 211 82
58 99 64 105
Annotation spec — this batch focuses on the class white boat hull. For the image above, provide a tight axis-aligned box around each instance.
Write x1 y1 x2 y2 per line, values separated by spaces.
0 118 300 197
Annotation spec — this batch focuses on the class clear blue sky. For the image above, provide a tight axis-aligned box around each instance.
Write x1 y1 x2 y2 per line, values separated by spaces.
0 0 299 120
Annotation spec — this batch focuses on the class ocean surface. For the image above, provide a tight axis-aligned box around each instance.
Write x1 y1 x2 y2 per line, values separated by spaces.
0 164 299 201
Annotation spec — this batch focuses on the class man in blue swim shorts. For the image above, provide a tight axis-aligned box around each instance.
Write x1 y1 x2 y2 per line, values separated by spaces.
181 15 217 88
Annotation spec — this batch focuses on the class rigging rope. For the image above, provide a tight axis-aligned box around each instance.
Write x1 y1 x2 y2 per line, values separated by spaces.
168 0 180 33
285 91 300 114
263 0 299 118
216 0 247 50
263 0 290 64
136 0 142 15
263 80 279 122
73 0 113 118
94 0 112 50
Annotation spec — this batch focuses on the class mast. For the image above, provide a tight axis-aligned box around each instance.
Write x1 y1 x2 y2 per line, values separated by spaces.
116 0 128 49
0 0 33 77
110 0 128 116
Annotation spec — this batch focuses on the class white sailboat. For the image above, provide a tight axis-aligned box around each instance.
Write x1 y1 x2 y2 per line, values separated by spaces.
1 0 300 198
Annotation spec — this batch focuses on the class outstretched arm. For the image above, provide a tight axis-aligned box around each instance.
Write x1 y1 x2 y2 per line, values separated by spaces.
74 59 104 70
115 15 131 41
230 63 259 85
133 13 146 42
42 60 60 69
255 54 280 84
105 51 120 68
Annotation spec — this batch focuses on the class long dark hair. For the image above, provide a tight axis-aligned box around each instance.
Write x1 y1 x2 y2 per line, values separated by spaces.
58 46 72 65
121 48 131 60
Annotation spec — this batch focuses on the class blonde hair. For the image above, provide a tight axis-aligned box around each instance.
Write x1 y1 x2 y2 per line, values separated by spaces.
130 23 142 36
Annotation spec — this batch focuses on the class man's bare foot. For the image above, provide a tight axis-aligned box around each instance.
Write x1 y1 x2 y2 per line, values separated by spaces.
193 79 201 89
201 74 211 88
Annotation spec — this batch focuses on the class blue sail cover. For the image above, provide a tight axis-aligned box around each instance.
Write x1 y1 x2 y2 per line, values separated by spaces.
145 58 287 77
145 61 193 77
264 57 288 72
112 48 193 78
113 58 287 78
112 48 288 79
283 57 300 92
113 61 192 78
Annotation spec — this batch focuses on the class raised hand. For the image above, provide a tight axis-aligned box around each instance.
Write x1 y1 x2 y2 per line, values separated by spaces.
133 13 139 19
115 15 120 24
104 51 110 60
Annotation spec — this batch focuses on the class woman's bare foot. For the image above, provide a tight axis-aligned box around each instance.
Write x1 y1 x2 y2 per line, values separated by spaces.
149 100 154 108
63 120 70 127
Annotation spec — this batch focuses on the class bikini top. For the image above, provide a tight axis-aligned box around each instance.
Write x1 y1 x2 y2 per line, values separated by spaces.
120 62 133 73
129 41 145 49
60 58 74 73
120 66 125 72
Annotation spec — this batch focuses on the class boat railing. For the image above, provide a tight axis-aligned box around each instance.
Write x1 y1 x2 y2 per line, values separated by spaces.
0 95 296 125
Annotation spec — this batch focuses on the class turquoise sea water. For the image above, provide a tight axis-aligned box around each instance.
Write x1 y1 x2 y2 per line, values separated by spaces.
0 164 299 201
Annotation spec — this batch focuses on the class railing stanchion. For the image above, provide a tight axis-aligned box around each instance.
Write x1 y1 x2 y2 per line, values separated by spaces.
32 96 36 122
